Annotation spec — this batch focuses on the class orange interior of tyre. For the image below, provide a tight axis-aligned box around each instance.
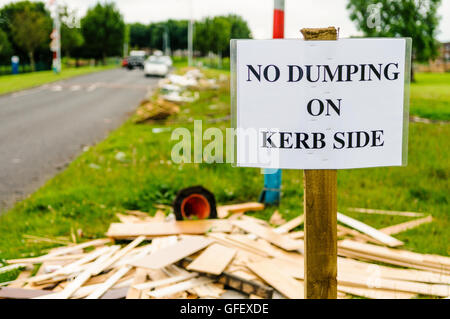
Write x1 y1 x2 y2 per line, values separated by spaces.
180 194 211 219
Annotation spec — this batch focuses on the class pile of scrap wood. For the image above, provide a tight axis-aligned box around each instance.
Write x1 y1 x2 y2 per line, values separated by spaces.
134 98 180 123
1 204 449 299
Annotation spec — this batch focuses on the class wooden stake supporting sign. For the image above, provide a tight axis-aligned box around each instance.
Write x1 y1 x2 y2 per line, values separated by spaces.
301 27 338 299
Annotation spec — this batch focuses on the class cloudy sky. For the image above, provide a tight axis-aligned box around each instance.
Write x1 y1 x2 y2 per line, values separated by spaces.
1 0 449 41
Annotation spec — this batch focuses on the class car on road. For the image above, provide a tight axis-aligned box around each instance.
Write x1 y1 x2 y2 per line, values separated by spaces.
125 50 147 70
126 55 145 70
144 56 171 77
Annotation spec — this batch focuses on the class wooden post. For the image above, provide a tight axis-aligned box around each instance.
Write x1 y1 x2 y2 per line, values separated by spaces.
301 27 338 299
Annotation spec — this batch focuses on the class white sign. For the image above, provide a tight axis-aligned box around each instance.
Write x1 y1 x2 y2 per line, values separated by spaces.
232 38 411 169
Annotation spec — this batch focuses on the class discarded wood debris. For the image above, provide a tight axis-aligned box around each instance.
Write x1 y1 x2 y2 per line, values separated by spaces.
0 204 447 299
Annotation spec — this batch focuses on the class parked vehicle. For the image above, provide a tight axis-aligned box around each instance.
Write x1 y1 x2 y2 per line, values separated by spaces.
159 56 173 67
125 50 147 70
144 56 170 77
126 56 145 70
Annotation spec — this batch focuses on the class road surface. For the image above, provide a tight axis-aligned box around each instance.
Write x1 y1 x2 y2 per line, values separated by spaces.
0 68 158 213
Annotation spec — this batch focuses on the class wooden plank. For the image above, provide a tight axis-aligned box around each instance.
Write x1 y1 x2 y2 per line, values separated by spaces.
337 212 404 247
338 257 450 285
101 287 129 299
337 224 387 246
86 266 133 299
338 285 416 299
130 236 212 270
339 240 450 270
25 246 113 285
288 231 304 239
126 268 148 299
338 273 450 297
0 287 53 299
107 220 232 238
207 233 271 258
267 257 450 297
247 260 304 299
146 277 213 298
187 244 237 275
274 215 304 234
338 247 450 274
7 253 87 265
269 210 286 226
0 264 26 274
379 215 433 235
34 246 120 299
42 238 112 258
134 273 197 290
231 220 302 251
217 202 264 218
91 236 145 275
348 208 425 217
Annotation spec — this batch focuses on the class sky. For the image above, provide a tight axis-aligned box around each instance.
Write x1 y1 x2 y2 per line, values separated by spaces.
1 0 449 41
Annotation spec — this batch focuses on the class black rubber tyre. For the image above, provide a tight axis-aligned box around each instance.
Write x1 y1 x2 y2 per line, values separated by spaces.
173 186 217 221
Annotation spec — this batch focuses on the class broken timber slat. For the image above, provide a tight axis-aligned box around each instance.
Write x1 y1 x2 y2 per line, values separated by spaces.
217 202 264 219
348 208 425 217
338 273 450 297
337 212 404 247
337 224 387 246
86 266 133 299
247 260 304 299
339 240 450 270
43 238 113 258
126 268 148 299
231 220 303 251
269 210 286 226
187 244 237 275
130 236 212 270
107 220 232 238
146 277 213 298
35 246 120 299
133 273 198 291
338 257 450 285
91 236 145 275
337 285 416 299
274 215 304 234
177 257 274 299
0 287 53 299
379 215 433 235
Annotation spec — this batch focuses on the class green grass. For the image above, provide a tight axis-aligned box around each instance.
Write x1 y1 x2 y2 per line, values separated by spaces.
0 65 118 96
0 70 448 279
410 73 450 121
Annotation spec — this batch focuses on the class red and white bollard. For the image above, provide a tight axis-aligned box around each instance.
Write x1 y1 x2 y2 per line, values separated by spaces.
273 0 285 39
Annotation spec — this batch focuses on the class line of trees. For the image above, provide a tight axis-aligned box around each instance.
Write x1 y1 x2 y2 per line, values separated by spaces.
0 1 252 72
0 1 125 70
128 14 252 57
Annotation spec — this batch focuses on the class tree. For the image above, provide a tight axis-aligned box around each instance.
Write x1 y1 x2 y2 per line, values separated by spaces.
0 1 52 69
80 3 125 64
10 6 51 71
194 15 251 57
129 23 150 49
59 6 84 60
0 29 12 63
347 0 442 81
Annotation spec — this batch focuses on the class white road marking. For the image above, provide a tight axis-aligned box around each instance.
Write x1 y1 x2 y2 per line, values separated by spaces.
50 85 63 92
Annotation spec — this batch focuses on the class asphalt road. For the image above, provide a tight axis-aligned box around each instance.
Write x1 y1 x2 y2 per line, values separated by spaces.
0 68 159 213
